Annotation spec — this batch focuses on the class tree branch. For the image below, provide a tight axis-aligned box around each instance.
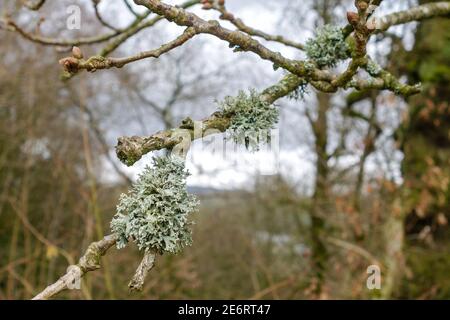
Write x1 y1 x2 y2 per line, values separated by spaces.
116 73 305 166
99 0 200 57
374 2 450 32
21 0 46 10
128 249 157 292
133 0 330 83
32 234 118 300
210 1 305 50
92 0 122 32
3 18 132 47
59 27 197 78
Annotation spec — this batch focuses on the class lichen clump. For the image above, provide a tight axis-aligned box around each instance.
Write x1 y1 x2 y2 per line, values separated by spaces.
288 82 309 101
219 89 279 150
366 59 382 77
305 25 349 68
110 156 198 254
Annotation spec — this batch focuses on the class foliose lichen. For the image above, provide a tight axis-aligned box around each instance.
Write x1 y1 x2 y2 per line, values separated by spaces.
366 59 382 77
219 89 279 150
110 156 199 254
305 25 349 68
288 82 309 101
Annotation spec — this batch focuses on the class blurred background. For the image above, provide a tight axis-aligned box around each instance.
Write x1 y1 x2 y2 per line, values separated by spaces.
0 0 449 299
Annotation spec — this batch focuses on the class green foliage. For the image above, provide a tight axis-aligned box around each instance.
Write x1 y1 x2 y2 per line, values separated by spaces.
110 156 199 254
305 25 349 68
219 89 279 150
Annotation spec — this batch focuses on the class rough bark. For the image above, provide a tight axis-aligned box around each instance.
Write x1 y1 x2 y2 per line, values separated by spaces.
310 92 331 295
32 234 117 300
386 0 450 299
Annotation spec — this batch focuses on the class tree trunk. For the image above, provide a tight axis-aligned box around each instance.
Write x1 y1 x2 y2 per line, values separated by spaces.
310 92 331 295
386 0 450 298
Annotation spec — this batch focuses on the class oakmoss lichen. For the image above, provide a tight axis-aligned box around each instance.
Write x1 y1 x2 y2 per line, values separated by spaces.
219 89 279 150
366 59 383 77
305 25 349 68
288 82 309 101
110 156 198 254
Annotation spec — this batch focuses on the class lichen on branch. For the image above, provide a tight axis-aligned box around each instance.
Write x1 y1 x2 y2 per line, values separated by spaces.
305 25 349 68
219 89 279 150
110 156 199 254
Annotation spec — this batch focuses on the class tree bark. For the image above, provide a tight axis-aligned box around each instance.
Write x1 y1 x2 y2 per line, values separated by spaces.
310 92 331 295
386 0 450 299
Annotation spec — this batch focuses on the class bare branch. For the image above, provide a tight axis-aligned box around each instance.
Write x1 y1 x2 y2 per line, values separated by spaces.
21 0 46 10
32 234 118 300
3 19 126 47
210 2 305 50
59 27 197 78
128 249 157 292
133 0 330 84
3 0 200 54
92 0 122 32
123 0 143 18
100 0 201 57
333 1 375 88
374 2 450 32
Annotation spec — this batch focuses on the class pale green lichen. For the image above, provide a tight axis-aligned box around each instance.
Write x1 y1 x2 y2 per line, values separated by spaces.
288 82 309 101
110 156 198 254
305 25 349 68
219 89 279 150
366 60 383 77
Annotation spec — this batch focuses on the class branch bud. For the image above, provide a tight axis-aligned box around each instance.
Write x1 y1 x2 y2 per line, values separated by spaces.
357 1 368 11
58 57 79 73
347 11 359 26
72 46 83 59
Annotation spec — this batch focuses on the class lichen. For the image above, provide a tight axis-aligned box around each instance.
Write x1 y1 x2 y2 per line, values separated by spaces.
305 25 349 68
366 60 382 77
110 156 199 254
288 82 309 101
219 89 279 150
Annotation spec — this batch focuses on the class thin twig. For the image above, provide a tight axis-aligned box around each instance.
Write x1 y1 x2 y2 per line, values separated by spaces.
32 234 117 300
